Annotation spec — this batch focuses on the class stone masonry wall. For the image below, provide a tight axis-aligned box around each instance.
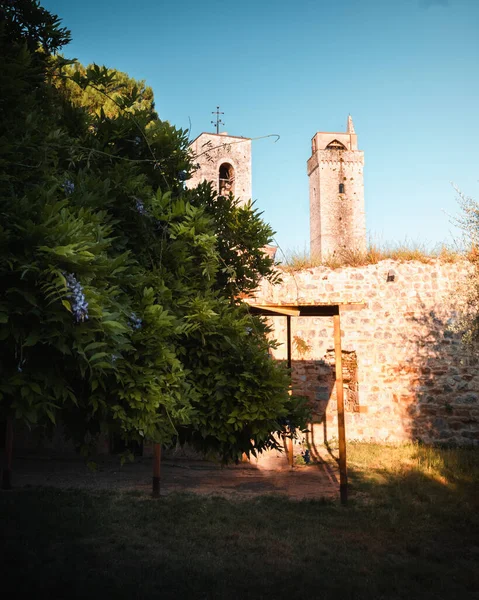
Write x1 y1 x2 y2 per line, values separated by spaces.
250 260 479 446
308 151 366 260
186 132 252 205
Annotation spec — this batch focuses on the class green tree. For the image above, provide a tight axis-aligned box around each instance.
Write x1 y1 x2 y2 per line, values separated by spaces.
452 189 479 346
1 0 308 466
0 1 193 452
52 62 157 121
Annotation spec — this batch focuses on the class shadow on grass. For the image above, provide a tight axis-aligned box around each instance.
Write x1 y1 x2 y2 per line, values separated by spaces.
1 446 478 600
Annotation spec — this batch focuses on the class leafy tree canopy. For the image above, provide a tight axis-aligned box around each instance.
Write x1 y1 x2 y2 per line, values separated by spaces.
52 61 158 121
0 0 308 462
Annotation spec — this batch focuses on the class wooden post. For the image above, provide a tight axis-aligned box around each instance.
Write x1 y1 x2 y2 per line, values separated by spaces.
287 437 294 468
286 315 292 371
152 443 161 498
333 312 348 505
1 416 14 490
286 315 294 468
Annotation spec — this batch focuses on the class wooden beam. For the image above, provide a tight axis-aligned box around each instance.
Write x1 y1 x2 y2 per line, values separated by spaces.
333 313 348 504
295 305 339 317
254 305 301 317
152 443 161 498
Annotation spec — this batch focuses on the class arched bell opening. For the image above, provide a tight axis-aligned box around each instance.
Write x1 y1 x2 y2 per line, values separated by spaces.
219 162 235 196
326 139 347 151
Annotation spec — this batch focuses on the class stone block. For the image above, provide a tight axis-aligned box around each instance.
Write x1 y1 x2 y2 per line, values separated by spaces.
456 393 479 404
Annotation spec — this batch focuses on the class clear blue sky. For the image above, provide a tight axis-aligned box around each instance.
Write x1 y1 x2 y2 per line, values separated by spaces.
44 0 479 255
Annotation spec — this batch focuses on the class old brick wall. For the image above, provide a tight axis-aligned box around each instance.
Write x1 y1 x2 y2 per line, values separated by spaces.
250 259 479 446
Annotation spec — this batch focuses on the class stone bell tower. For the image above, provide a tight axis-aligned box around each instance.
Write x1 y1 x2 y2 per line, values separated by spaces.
186 132 252 206
307 115 366 260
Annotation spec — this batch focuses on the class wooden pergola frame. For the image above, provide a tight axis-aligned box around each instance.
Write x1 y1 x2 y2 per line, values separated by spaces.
150 302 360 504
247 302 354 505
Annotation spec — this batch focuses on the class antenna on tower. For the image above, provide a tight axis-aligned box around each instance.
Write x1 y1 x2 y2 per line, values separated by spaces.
211 106 224 134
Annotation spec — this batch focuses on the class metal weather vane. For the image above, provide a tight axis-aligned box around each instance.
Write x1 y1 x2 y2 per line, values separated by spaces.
211 106 224 134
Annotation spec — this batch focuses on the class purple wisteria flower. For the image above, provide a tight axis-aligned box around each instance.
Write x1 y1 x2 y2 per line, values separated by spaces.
65 273 89 323
129 312 142 330
134 198 148 216
63 180 75 195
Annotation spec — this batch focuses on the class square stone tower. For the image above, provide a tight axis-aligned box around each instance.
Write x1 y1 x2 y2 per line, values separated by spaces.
186 132 252 205
307 116 366 260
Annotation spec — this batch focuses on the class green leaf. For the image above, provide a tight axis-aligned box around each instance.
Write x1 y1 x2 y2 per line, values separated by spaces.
102 320 127 332
93 362 114 369
29 383 42 394
84 341 106 352
45 408 56 425
24 332 40 347
90 352 109 362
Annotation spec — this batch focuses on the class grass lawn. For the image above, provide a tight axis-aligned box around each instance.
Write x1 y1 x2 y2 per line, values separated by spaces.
1 443 478 600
